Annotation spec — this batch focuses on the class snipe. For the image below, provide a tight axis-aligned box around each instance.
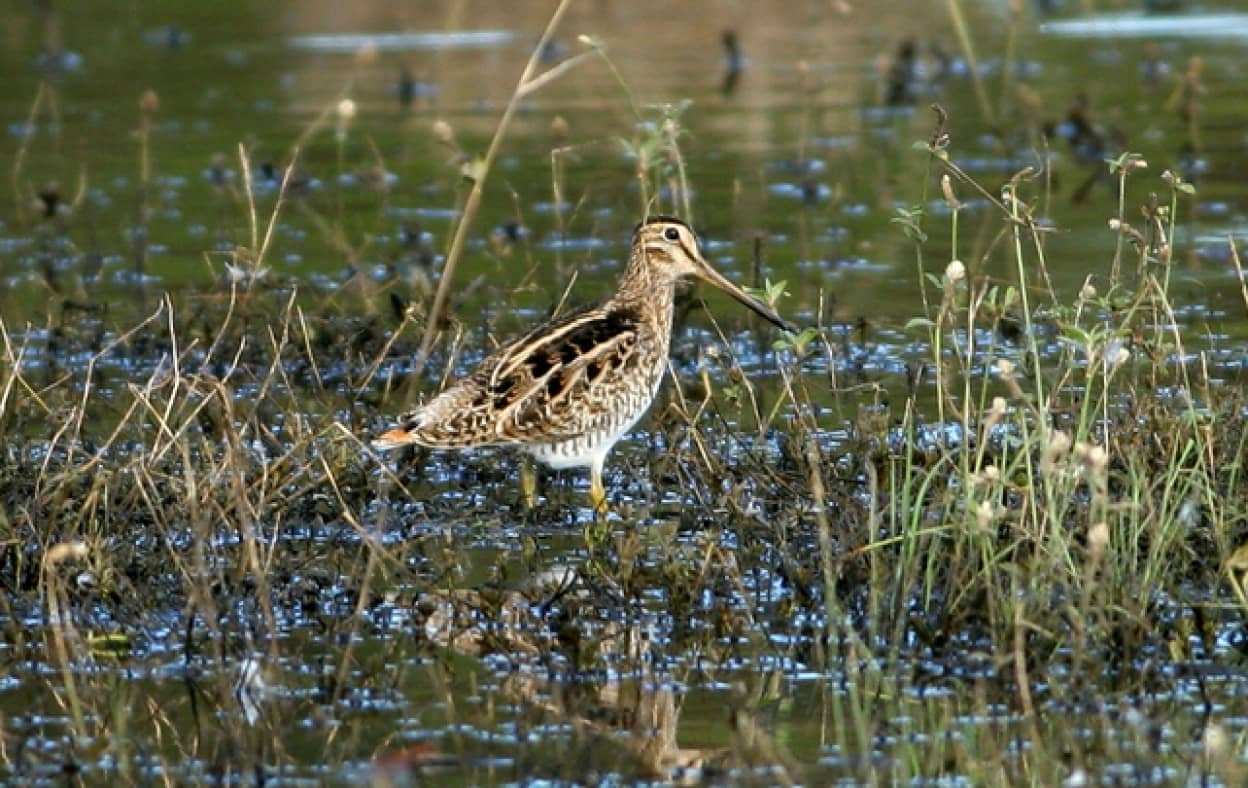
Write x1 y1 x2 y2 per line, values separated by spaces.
373 216 793 512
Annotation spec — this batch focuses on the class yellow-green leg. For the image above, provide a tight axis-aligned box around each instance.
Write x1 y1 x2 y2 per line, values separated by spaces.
589 459 608 516
520 458 538 509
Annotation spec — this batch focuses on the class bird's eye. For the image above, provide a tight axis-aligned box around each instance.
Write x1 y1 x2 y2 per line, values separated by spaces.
664 227 680 241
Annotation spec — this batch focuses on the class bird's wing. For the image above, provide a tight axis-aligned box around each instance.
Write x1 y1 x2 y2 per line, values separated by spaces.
389 304 642 448
484 305 642 444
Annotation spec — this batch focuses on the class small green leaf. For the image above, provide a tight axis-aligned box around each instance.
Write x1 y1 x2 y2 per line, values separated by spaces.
1058 324 1093 346
746 278 789 309
788 326 821 353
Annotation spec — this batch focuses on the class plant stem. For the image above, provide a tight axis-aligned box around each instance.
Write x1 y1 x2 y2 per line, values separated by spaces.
412 0 578 380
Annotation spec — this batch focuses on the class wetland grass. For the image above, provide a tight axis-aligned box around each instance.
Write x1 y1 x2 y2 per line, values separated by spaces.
5 173 1248 785
4 9 1248 785
7 102 1248 786
795 116 1248 782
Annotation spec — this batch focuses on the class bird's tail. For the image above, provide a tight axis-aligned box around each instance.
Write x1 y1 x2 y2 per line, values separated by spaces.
371 409 428 451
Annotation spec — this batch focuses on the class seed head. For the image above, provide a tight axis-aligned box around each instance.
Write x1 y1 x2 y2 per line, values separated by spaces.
1087 521 1109 562
433 119 455 147
1075 442 1109 478
550 115 569 147
975 500 996 534
1109 344 1130 369
1040 430 1071 476
139 89 160 115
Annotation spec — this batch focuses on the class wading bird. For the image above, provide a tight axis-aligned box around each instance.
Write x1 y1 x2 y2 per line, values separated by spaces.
373 216 793 512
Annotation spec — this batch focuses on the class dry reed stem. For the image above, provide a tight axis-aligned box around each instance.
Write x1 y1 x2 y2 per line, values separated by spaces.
412 0 579 381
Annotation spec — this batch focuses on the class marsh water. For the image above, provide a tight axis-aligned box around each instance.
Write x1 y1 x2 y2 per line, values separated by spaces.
4 0 1248 784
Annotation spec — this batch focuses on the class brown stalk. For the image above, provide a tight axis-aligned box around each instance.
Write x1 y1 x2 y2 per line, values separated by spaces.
411 0 579 382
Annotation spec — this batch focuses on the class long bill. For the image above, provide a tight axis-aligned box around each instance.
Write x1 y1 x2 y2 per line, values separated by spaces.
695 258 798 334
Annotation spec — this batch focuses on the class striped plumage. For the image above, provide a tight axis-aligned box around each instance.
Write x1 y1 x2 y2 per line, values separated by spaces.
373 216 792 511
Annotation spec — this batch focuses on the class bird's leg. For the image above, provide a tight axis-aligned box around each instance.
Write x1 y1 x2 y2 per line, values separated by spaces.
520 458 538 509
589 459 608 516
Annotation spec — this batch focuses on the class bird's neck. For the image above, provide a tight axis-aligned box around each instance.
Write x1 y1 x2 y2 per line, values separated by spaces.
616 268 677 330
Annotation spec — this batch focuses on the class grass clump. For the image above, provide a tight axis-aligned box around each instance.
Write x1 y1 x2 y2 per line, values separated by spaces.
721 109 1248 784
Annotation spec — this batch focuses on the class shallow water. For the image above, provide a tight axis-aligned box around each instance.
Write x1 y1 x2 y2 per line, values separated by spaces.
4 0 1248 783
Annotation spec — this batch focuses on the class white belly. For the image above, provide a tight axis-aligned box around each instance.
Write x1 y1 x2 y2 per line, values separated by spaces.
525 384 656 470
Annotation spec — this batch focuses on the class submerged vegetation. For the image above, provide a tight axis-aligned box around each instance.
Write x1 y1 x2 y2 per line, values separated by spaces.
3 0 1248 784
